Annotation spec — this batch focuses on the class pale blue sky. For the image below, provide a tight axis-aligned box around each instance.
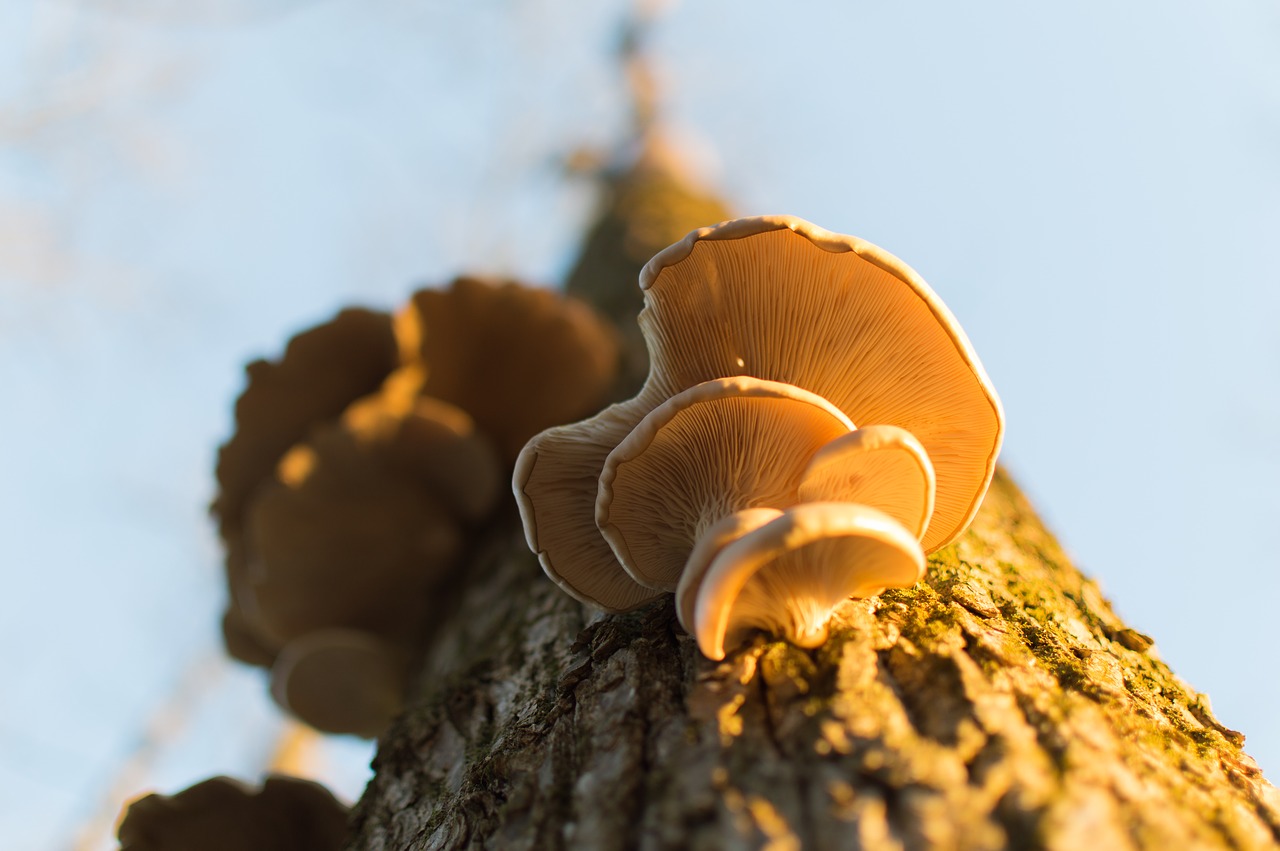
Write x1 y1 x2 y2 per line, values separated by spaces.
1 1 1277 848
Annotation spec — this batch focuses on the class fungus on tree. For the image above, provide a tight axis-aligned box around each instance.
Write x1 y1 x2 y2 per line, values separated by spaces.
515 215 1003 657
117 775 349 851
213 277 621 734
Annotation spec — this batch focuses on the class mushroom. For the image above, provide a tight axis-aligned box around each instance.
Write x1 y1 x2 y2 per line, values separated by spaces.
798 424 936 539
675 507 782 635
117 774 349 851
213 279 626 724
684 503 925 660
516 216 1003 620
213 308 397 540
269 629 409 738
668 423 937 659
213 308 400 664
397 276 620 462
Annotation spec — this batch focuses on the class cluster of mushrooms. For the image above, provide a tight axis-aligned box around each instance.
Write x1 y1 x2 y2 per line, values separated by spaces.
213 278 618 735
515 216 1005 660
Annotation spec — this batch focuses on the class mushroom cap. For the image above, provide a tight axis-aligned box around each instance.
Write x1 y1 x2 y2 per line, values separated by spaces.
597 376 853 591
117 774 349 851
269 629 408 738
798 424 936 540
515 216 1001 611
213 308 397 537
399 277 620 462
675 507 783 635
693 502 925 660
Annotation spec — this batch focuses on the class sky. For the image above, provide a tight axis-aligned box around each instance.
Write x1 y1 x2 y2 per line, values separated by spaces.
1 1 1277 848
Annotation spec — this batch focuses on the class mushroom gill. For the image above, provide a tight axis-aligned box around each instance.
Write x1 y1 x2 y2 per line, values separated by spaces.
597 376 853 591
689 502 926 660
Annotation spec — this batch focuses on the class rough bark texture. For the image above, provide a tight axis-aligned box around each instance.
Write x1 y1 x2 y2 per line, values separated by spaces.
346 154 1280 850
347 474 1279 851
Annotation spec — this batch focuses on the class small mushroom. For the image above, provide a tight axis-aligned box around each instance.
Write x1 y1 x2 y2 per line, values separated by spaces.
670 424 936 656
117 774 349 851
516 215 1003 614
269 629 409 738
687 502 925 660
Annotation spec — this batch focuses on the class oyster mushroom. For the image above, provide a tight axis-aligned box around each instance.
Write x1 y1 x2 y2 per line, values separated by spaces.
515 216 1003 620
670 424 937 659
798 424 936 539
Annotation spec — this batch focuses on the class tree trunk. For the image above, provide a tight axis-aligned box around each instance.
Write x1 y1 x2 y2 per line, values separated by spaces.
346 152 1280 851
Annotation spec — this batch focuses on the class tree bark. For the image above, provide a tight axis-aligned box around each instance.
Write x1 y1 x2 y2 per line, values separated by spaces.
346 154 1280 851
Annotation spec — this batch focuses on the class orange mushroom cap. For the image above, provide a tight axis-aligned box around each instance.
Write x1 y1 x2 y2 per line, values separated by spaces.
799 424 936 540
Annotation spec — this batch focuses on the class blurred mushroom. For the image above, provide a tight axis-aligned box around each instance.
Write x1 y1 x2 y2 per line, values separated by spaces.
270 629 409 738
213 280 625 728
398 277 620 461
213 308 399 665
213 308 397 539
240 390 499 650
117 775 348 851
516 215 1003 616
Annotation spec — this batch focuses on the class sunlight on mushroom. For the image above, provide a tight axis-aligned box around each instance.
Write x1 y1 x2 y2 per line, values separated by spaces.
515 215 1003 658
